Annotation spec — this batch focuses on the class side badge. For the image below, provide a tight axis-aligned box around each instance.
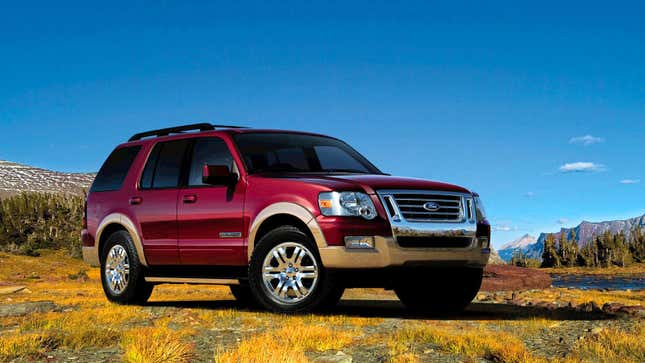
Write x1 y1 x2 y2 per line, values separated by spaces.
219 232 242 238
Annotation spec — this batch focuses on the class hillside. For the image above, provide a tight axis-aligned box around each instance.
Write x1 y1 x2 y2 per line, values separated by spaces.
500 214 645 262
0 160 94 197
498 234 537 262
537 214 645 248
488 247 505 264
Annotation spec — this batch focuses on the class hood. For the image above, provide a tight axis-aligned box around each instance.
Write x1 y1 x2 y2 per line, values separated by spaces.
253 173 471 194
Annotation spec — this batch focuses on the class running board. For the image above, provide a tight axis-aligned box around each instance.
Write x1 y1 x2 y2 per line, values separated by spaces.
144 277 240 285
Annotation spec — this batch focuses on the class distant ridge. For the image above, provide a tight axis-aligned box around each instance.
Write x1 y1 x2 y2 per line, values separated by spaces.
499 214 645 262
488 247 505 264
498 234 537 262
0 160 94 197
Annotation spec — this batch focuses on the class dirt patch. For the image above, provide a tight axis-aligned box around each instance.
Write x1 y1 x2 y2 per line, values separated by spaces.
482 265 551 291
0 300 59 317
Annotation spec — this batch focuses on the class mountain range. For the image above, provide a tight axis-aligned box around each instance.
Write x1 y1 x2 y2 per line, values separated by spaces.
498 214 645 262
498 234 537 261
0 160 94 197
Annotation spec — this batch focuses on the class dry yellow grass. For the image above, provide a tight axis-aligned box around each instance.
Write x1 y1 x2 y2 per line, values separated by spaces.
386 323 545 363
542 263 645 276
214 322 357 363
0 332 48 361
122 326 195 363
565 324 645 363
521 288 644 307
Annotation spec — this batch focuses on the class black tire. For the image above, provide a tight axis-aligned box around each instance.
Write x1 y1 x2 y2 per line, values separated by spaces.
248 226 337 313
100 230 153 305
394 267 483 313
229 284 256 307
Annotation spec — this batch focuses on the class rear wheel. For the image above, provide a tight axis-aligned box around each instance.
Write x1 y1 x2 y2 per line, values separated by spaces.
100 230 153 305
248 226 336 313
394 267 483 313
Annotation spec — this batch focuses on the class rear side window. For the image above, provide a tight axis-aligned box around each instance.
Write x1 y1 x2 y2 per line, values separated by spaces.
139 139 190 189
91 146 141 192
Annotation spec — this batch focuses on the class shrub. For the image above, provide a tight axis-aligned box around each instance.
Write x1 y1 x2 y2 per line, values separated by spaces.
0 192 84 257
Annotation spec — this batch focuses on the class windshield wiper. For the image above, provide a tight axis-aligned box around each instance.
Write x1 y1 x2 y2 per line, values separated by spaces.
323 168 371 174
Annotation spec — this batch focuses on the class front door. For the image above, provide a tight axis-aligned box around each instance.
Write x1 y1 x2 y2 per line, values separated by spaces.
178 137 246 265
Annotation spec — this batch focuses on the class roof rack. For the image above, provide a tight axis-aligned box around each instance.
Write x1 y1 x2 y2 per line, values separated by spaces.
128 123 246 141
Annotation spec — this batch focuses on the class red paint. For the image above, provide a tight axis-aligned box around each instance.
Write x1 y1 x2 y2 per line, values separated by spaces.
84 129 474 266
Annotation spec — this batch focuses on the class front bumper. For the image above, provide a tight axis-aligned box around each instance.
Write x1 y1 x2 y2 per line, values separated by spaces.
319 236 489 268
318 189 490 269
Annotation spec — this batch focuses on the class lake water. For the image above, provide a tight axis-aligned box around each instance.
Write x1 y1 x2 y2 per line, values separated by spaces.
551 274 645 291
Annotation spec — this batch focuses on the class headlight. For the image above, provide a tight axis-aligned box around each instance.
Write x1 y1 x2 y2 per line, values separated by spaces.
318 191 377 220
474 195 487 222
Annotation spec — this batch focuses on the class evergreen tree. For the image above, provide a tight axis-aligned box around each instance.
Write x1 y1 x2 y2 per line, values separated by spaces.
541 234 559 267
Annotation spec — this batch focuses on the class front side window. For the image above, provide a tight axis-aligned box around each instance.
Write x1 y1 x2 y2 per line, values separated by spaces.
91 146 141 192
233 133 381 174
139 139 190 189
188 138 234 186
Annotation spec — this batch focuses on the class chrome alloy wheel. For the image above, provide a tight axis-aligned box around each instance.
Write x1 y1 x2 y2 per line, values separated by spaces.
261 242 319 304
105 245 130 295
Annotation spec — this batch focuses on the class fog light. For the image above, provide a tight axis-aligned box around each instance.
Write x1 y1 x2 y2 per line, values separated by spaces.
478 237 490 248
344 236 375 249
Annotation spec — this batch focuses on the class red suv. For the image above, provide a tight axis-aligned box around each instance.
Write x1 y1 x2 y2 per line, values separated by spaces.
82 123 490 313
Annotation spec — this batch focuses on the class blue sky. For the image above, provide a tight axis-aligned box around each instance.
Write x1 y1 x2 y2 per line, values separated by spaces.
1 1 644 248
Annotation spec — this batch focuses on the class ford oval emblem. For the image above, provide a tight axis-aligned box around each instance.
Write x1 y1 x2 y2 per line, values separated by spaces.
423 202 441 211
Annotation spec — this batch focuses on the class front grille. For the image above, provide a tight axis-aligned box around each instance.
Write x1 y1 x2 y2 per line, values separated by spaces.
391 193 463 222
396 236 473 248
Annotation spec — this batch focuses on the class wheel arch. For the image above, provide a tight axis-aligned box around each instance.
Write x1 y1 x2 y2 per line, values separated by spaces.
247 202 327 261
96 213 148 267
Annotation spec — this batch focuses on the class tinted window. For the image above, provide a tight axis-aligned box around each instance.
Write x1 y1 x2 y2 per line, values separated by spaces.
188 138 234 186
234 133 381 174
315 146 368 171
91 146 141 192
140 140 190 189
139 145 160 189
273 148 309 171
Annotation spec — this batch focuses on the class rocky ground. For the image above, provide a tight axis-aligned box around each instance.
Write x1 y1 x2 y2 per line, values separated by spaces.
0 251 643 362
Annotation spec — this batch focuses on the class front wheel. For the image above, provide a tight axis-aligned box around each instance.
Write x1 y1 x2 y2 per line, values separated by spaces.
248 226 336 313
394 267 483 313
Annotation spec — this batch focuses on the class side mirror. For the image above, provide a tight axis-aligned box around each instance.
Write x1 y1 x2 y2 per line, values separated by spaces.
202 164 236 185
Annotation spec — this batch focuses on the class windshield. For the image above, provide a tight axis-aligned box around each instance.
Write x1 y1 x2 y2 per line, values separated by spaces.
233 133 382 175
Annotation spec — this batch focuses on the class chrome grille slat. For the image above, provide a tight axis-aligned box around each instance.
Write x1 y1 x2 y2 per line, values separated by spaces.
394 198 459 202
397 204 461 209
401 211 461 215
385 191 465 223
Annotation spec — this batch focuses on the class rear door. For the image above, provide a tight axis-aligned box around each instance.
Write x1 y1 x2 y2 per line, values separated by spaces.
177 137 246 265
134 139 190 265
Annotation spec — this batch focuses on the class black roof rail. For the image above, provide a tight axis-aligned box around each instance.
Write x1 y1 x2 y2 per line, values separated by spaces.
128 123 246 141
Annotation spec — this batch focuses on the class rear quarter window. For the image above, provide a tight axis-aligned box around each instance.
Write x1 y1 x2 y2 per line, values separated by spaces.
90 146 142 192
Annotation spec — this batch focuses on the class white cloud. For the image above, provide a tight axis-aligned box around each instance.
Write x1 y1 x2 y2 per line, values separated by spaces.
620 179 641 184
493 225 517 232
557 218 569 225
559 162 606 173
524 192 535 198
569 135 604 145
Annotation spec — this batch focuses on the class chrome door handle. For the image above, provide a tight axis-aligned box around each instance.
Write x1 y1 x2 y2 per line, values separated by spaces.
183 195 197 204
